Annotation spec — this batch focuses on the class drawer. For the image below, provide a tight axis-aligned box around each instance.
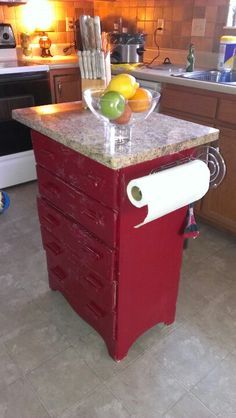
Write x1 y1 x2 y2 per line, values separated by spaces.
45 236 116 312
32 130 119 209
217 99 236 126
161 86 217 119
40 214 115 282
37 166 117 248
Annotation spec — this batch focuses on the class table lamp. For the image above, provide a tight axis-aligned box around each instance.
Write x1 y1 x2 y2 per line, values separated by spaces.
37 30 53 57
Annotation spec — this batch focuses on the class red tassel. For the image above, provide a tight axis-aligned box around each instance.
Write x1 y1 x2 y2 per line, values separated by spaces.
184 203 199 239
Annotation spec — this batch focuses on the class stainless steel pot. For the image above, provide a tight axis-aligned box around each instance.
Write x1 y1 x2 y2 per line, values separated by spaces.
111 44 145 64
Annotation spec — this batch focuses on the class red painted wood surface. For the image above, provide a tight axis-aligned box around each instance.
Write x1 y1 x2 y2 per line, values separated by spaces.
32 130 193 361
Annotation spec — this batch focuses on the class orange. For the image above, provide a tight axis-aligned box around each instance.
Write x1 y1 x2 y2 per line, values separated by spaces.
129 88 152 113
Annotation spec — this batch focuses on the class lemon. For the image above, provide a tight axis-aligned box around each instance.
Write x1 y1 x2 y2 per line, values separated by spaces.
106 74 139 99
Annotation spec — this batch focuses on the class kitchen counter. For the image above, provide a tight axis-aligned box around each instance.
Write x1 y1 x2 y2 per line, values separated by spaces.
12 101 218 169
21 55 79 70
113 65 236 95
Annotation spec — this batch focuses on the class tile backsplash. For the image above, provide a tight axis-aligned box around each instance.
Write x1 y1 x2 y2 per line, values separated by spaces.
0 0 232 53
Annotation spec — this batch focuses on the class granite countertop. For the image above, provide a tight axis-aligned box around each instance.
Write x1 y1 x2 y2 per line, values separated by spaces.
12 102 219 170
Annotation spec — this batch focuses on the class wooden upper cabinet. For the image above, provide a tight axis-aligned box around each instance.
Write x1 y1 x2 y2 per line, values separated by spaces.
50 67 82 104
160 84 217 120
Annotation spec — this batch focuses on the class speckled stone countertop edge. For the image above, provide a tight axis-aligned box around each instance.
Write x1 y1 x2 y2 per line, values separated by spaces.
12 108 219 170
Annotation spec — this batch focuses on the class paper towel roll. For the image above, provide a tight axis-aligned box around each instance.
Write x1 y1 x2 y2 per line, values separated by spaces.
127 159 210 228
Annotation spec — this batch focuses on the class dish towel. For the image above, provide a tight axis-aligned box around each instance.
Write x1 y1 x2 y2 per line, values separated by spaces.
184 203 199 239
0 191 10 214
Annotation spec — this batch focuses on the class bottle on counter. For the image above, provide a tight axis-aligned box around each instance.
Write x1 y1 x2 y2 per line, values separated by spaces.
186 43 195 72
217 36 236 71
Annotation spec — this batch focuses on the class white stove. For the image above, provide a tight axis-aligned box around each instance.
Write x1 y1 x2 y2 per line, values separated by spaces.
0 24 51 188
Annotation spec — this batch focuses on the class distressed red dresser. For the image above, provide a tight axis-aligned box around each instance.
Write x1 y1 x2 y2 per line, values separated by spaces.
33 130 194 361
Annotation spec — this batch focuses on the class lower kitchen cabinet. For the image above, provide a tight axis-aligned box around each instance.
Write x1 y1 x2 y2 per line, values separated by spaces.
160 83 236 235
200 126 236 234
50 67 82 104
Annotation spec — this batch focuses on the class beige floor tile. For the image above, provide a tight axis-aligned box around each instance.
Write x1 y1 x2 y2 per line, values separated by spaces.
0 344 21 391
0 293 48 345
205 244 236 280
150 323 228 389
74 332 144 381
106 351 186 417
28 347 100 417
189 301 236 353
163 392 216 418
35 292 93 343
60 386 131 418
136 321 182 351
5 322 69 374
192 353 236 415
176 278 210 320
181 257 233 300
0 378 50 418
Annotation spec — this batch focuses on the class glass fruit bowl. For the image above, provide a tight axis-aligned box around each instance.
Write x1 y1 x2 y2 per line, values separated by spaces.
83 88 161 144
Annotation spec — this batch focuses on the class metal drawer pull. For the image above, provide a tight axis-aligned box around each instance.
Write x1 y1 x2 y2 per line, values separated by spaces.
82 208 105 226
86 302 103 320
42 213 60 227
44 182 60 196
51 266 66 282
44 241 62 255
40 148 55 158
84 273 102 291
81 208 98 222
84 245 101 259
87 173 102 188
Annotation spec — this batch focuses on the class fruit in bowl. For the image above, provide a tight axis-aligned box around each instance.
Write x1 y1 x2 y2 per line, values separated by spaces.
83 73 161 143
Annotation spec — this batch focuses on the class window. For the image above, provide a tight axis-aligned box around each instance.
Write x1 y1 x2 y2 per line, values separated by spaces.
227 0 236 27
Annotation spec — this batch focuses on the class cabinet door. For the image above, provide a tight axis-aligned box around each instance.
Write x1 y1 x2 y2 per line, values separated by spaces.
200 126 236 234
54 73 81 103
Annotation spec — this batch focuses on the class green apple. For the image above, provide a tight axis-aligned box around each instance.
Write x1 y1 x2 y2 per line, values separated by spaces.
100 91 125 120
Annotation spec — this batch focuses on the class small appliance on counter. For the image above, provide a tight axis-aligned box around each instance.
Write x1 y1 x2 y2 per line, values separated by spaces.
110 32 146 64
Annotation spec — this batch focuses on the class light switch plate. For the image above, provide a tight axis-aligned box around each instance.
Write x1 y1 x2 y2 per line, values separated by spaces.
66 17 74 32
191 18 206 37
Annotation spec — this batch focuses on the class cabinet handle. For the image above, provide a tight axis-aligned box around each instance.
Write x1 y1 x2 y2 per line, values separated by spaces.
58 82 62 97
84 273 102 291
81 208 105 226
44 182 60 196
51 266 66 282
86 302 103 320
40 148 55 159
44 241 62 255
84 245 100 260
42 213 60 227
87 173 102 188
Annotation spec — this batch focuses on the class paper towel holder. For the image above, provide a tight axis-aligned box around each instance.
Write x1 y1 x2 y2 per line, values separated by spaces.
150 146 226 189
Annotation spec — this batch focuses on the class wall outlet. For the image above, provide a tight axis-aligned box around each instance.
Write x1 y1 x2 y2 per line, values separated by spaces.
66 17 74 32
191 18 206 37
156 19 164 35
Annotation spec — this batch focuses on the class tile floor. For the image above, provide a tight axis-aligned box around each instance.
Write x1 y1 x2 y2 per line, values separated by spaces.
1 181 236 418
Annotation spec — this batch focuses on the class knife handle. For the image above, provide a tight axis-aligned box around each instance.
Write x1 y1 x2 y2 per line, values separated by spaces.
86 50 93 79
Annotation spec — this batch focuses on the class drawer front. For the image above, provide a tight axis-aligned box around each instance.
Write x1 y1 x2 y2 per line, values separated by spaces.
45 235 116 312
37 166 117 248
39 209 115 283
161 86 217 119
217 99 236 126
32 130 119 209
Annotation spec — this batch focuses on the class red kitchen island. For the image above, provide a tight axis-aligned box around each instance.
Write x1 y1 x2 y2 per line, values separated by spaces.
13 102 218 361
